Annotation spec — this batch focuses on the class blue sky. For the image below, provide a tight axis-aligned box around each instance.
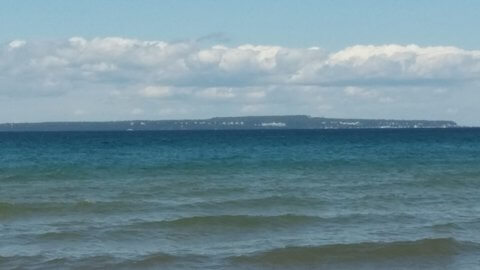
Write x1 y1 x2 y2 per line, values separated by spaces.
1 1 480 125
1 0 478 49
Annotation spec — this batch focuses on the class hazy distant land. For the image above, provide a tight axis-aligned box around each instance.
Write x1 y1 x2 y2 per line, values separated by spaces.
0 115 458 132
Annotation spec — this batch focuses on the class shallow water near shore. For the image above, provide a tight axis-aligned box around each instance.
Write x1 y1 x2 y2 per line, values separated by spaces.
1 129 480 269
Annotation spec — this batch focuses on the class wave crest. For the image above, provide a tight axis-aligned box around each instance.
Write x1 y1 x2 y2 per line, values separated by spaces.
232 238 477 265
0 200 136 219
132 214 319 230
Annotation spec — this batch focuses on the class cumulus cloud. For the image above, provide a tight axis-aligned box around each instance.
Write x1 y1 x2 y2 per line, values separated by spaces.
2 37 480 92
292 45 480 86
8 40 26 50
1 37 479 124
139 86 172 98
131 108 144 115
196 87 236 99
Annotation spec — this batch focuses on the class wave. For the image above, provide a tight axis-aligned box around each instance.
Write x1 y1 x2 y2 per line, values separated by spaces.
130 214 320 230
0 167 92 182
123 212 419 232
0 200 137 219
125 252 178 266
179 195 323 209
2 239 478 269
0 253 203 269
36 231 84 241
117 252 207 269
429 222 464 231
42 255 120 269
231 238 479 265
0 255 51 270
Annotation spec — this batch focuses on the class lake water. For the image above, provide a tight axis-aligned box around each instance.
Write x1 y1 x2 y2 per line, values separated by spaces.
1 129 480 269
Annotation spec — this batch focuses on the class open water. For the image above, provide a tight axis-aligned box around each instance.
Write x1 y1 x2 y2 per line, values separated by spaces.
1 129 480 269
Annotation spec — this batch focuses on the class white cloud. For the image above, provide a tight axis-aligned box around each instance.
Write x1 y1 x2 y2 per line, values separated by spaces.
344 87 377 98
131 108 144 115
246 91 266 99
8 40 26 50
292 45 480 86
4 38 479 92
73 109 87 116
241 104 264 113
1 37 480 124
139 86 172 98
81 62 117 72
196 87 236 99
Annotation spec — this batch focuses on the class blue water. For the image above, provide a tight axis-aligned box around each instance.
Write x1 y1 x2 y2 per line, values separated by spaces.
1 129 480 269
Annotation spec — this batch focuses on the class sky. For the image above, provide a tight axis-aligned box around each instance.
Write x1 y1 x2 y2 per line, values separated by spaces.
1 0 480 125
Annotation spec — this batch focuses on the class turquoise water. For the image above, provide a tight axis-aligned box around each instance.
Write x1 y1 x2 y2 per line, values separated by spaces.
1 129 480 269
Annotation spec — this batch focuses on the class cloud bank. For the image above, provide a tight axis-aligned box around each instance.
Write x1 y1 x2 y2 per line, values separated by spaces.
1 37 479 124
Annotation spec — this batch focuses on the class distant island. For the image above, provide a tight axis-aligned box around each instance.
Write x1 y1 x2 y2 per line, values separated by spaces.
0 115 459 132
